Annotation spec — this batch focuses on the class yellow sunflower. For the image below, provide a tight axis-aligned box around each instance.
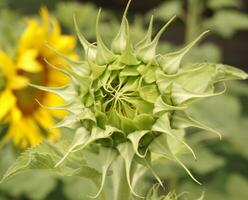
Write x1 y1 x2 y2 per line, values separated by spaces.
0 51 28 121
0 7 77 148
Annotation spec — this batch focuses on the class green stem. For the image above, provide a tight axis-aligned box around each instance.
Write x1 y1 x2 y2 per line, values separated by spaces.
185 0 203 43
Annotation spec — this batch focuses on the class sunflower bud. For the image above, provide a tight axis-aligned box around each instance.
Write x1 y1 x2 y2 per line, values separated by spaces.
2 0 247 198
32 5 247 194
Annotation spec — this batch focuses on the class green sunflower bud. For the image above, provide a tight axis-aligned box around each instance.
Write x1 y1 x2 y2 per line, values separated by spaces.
2 0 247 199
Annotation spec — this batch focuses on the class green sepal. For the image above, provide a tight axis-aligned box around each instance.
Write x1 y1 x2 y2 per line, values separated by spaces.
135 15 154 50
172 111 222 139
119 18 139 66
157 31 209 74
29 83 76 102
139 84 159 103
137 63 157 83
120 115 137 134
149 132 201 185
88 58 106 80
136 16 176 63
171 83 226 106
95 111 108 129
117 142 143 198
89 147 118 198
120 66 139 77
73 16 97 61
96 9 117 65
127 130 150 157
133 114 154 130
152 113 196 160
52 114 81 129
111 0 132 54
153 96 186 114
46 44 91 76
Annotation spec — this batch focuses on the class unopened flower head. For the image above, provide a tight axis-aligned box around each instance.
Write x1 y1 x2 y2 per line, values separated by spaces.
31 1 247 198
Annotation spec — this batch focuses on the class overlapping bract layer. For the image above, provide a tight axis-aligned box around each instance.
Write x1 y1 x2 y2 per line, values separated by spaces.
3 1 247 198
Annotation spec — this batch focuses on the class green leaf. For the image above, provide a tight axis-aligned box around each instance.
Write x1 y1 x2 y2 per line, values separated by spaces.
151 0 183 21
0 171 57 200
182 146 225 174
1 142 61 183
207 0 242 10
204 10 248 38
227 174 248 199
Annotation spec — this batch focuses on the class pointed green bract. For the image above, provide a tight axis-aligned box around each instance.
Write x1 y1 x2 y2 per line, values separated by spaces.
137 16 176 63
96 9 117 65
3 1 248 199
157 31 209 74
89 147 118 198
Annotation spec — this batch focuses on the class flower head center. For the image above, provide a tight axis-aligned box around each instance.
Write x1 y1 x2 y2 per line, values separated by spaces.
15 61 49 115
98 75 139 118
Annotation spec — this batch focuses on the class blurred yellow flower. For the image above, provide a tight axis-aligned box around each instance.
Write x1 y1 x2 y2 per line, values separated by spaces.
0 7 77 148
0 51 28 120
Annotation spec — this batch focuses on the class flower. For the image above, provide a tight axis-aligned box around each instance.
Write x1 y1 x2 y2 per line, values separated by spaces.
0 7 77 148
29 4 247 197
0 51 28 121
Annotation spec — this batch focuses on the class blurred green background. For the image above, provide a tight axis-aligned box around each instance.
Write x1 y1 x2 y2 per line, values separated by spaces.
0 0 248 199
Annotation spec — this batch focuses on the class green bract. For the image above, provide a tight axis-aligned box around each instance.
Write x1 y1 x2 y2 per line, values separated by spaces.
2 1 247 199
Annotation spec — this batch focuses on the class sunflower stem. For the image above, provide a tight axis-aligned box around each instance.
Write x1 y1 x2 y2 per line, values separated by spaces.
185 0 204 43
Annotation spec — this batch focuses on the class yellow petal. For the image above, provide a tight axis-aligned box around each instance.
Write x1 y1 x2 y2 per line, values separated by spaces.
17 49 43 72
34 108 60 141
7 117 43 148
9 75 29 90
0 90 16 120
42 93 67 118
0 50 15 76
48 68 69 86
34 108 55 129
40 6 50 33
17 21 45 54
50 36 76 54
